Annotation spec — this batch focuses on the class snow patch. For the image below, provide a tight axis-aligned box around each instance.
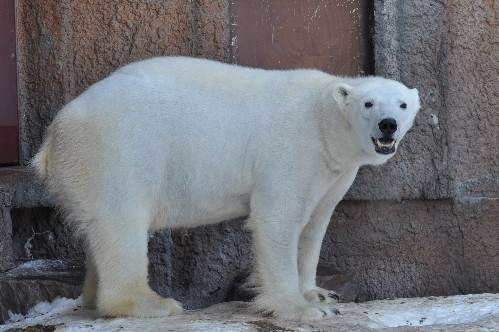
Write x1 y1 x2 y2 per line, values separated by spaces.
366 294 499 328
5 296 83 325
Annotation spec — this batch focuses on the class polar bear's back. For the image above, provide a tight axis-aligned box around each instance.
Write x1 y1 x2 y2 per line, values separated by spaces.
67 56 309 139
33 58 281 226
116 56 266 86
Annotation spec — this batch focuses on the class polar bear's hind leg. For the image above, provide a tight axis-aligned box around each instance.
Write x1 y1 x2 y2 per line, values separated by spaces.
85 213 182 318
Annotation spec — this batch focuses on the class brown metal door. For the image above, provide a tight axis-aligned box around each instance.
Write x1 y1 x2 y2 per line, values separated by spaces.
231 0 373 76
0 0 19 165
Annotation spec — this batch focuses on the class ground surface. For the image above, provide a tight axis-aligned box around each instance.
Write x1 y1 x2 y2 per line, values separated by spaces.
2 293 499 331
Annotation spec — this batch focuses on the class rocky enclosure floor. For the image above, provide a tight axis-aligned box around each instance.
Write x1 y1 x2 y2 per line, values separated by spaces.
3 293 499 331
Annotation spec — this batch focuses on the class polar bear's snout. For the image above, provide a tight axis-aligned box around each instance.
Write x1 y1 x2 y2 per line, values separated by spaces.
371 118 398 155
378 118 397 137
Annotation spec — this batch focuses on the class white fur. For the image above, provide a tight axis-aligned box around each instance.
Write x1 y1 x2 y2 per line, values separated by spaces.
32 56 419 321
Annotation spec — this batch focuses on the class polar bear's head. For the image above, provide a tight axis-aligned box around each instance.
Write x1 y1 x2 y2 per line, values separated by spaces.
333 78 420 164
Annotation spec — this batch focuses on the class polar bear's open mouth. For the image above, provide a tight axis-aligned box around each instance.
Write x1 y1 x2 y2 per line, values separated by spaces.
372 137 396 155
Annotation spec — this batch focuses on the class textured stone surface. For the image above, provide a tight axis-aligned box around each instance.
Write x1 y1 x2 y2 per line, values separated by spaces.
148 220 252 310
0 279 81 325
0 168 52 271
321 199 499 301
349 0 499 201
445 0 499 199
170 220 253 309
10 208 83 262
16 0 231 165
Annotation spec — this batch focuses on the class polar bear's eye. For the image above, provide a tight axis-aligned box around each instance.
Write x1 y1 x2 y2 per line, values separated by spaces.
365 102 373 108
400 103 407 109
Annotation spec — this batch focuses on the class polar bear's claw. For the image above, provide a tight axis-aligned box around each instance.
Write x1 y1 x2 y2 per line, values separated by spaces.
304 288 340 304
329 292 340 301
255 293 340 321
320 306 340 316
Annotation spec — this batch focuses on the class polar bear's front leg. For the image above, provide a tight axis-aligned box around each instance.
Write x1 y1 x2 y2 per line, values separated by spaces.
251 217 340 320
86 216 182 318
298 169 359 306
298 203 340 306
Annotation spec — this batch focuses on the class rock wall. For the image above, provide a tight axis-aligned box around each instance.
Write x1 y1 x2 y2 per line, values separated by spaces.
323 0 499 301
321 199 498 301
351 0 498 202
16 0 230 165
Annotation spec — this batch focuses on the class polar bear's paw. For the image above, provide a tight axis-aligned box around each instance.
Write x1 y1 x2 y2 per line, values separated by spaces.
99 290 183 318
303 287 340 304
255 293 340 321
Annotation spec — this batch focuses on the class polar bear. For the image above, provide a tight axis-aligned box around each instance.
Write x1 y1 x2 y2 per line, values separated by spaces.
32 56 419 321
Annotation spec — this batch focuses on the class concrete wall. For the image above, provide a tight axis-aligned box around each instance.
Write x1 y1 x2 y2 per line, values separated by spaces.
1 0 497 317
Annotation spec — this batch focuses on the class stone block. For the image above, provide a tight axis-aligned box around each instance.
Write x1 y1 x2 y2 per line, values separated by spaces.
0 259 84 323
320 199 499 301
0 168 53 271
149 220 253 310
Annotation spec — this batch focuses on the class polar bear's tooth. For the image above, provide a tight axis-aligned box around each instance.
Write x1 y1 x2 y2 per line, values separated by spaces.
390 140 396 148
376 139 381 146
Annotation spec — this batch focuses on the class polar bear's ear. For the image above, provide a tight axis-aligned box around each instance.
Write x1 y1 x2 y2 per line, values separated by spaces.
411 88 421 111
333 83 353 108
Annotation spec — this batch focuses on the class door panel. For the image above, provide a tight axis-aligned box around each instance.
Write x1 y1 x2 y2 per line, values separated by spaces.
0 0 19 165
231 0 373 76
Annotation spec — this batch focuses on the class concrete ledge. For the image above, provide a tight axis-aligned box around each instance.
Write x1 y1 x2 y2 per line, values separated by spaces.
0 259 84 323
0 167 52 208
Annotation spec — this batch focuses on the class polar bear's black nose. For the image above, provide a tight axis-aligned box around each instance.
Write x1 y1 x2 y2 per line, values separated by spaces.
378 118 397 136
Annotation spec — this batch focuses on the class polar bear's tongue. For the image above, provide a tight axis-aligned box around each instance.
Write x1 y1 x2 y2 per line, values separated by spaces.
372 138 396 155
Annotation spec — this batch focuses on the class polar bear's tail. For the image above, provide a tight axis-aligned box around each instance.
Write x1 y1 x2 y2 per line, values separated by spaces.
31 133 52 182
